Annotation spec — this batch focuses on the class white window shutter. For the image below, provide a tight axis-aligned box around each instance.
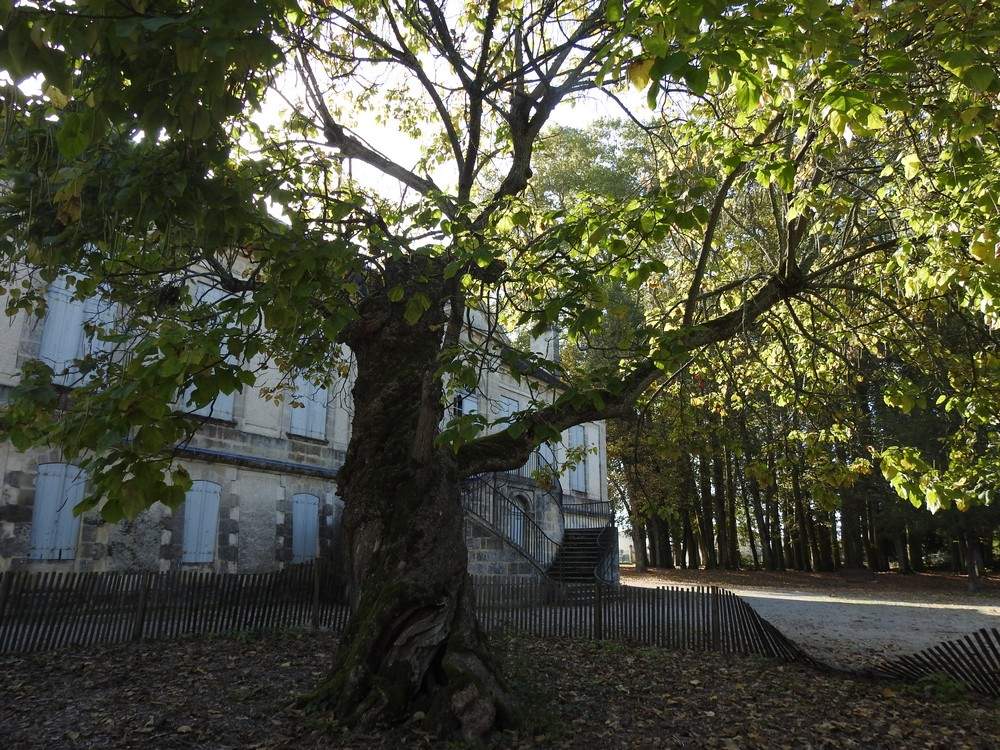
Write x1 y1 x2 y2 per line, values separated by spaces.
307 385 328 439
289 392 308 436
186 388 234 421
29 465 60 559
290 377 327 440
30 463 85 560
82 294 118 358
496 395 519 421
292 493 320 562
198 484 220 562
182 481 220 563
54 467 86 559
208 391 235 421
181 483 204 563
460 389 479 416
39 278 86 384
540 441 556 467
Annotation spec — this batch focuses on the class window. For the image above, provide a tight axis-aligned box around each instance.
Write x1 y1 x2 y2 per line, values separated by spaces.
455 388 479 417
494 394 519 422
181 480 221 563
81 295 119 360
29 463 87 560
539 441 556 468
568 425 588 493
289 376 328 440
291 493 320 562
39 277 117 385
184 284 235 420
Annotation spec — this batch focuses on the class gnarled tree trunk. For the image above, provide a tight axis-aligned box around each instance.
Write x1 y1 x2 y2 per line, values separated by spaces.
309 291 512 739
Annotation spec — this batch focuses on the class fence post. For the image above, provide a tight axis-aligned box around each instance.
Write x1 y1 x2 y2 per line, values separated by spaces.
131 573 151 642
311 560 321 631
710 586 720 652
593 582 604 641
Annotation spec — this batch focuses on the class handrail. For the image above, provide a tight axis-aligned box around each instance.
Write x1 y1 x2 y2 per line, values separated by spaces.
461 474 562 574
594 520 618 585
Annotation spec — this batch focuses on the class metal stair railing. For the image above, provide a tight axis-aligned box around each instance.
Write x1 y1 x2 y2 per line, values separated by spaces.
594 518 618 584
462 472 562 574
462 448 617 583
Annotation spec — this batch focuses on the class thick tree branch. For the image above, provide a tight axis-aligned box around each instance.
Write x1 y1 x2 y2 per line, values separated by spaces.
455 267 807 478
297 54 445 202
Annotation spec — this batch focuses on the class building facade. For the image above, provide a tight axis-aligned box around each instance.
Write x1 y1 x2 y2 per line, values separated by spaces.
0 281 611 581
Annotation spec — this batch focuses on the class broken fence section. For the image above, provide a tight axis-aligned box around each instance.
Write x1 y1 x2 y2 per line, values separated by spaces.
868 627 1000 698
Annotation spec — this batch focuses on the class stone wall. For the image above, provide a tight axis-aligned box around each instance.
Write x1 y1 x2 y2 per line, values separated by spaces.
0 442 344 574
465 520 544 580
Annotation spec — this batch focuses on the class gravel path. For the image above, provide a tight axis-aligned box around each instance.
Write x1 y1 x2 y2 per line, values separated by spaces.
624 570 1000 669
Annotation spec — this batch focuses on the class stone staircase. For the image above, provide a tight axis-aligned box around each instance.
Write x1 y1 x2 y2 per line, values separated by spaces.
547 528 608 583
461 450 617 584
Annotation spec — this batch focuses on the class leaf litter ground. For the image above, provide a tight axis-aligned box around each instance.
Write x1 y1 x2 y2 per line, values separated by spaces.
1 629 997 748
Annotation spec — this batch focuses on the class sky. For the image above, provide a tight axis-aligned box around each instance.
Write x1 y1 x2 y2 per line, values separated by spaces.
5 40 651 211
251 62 651 206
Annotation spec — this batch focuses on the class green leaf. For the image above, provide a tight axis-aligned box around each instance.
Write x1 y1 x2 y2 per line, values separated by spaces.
404 292 431 324
388 285 405 302
901 152 922 180
735 77 761 113
775 161 797 192
684 66 709 97
962 65 995 93
56 110 95 159
628 59 655 89
141 16 183 32
577 308 602 330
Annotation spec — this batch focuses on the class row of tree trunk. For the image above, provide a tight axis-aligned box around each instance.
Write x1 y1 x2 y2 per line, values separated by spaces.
627 435 997 593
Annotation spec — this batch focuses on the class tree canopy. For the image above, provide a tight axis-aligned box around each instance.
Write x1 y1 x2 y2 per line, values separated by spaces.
1 0 999 736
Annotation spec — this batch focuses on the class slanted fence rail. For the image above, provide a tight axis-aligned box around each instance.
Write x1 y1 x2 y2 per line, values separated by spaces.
1 570 997 699
869 627 1000 698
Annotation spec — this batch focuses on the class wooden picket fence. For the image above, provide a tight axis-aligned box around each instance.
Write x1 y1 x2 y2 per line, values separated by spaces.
2 568 997 699
0 569 808 662
472 579 812 661
869 627 1000 698
0 561 349 654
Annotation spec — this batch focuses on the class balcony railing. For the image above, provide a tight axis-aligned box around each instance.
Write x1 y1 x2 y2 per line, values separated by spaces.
498 448 561 492
562 500 613 529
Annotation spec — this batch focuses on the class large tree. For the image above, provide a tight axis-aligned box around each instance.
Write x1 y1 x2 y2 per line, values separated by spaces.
1 0 998 738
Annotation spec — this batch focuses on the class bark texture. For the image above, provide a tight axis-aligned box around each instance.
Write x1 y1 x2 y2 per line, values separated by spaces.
310 285 512 739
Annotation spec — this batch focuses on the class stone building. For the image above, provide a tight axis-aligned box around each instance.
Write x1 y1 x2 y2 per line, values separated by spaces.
0 278 613 581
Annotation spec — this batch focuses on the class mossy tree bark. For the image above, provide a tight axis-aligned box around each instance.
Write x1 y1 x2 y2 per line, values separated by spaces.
309 277 513 739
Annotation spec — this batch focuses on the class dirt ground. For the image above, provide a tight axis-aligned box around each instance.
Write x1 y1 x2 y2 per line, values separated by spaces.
622 568 1000 668
1 629 998 749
